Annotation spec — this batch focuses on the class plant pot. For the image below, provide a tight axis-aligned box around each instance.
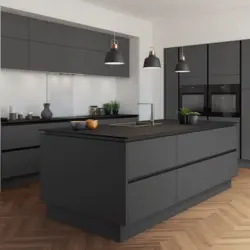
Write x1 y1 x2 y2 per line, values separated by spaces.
188 115 199 125
41 103 53 120
104 109 111 116
179 115 188 124
112 109 119 115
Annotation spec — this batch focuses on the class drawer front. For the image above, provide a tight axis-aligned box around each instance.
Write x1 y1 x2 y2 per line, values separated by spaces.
2 148 40 178
177 126 236 165
128 171 177 223
177 159 212 202
2 122 70 150
127 136 177 180
178 152 235 202
99 117 137 125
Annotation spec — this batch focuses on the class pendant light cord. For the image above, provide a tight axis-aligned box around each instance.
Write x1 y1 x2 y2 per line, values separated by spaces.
46 72 48 103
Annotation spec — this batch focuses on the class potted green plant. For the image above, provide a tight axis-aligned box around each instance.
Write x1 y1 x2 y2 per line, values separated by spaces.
111 100 120 115
103 103 112 116
188 111 200 125
179 108 190 124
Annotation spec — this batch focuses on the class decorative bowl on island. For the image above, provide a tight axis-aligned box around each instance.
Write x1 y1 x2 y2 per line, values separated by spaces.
70 121 86 130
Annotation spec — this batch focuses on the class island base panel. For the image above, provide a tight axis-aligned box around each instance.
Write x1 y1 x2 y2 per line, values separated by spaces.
46 180 231 242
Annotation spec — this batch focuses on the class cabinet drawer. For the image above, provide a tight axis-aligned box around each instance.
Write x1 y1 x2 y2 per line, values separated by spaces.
177 126 236 165
2 123 70 150
2 148 40 179
127 136 177 180
128 171 177 223
177 152 235 202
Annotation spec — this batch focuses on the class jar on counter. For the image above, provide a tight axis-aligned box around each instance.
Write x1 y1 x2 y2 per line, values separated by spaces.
89 106 98 116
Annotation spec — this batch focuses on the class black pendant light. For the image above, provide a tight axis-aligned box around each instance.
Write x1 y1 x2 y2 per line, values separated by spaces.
143 48 161 69
105 32 125 65
175 47 190 73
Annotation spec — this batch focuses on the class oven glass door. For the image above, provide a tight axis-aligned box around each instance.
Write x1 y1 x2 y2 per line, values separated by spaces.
179 85 207 116
208 84 240 117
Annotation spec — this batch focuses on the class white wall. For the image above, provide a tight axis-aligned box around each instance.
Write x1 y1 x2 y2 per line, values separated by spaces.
0 0 157 120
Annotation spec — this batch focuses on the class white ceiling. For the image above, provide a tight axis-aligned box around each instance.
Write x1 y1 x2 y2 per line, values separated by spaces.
83 0 250 21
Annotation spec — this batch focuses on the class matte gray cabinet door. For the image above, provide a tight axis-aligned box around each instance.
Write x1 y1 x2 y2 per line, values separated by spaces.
209 41 240 85
128 170 177 223
242 40 250 89
242 89 250 160
29 18 111 52
127 136 177 180
1 12 29 39
165 48 179 119
180 44 207 86
2 148 40 179
177 159 211 201
1 37 29 70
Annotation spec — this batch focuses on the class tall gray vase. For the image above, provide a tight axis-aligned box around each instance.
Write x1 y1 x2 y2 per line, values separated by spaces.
41 103 53 120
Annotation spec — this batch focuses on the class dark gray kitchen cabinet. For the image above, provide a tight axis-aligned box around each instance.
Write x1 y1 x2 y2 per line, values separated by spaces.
128 170 177 223
209 41 240 85
242 89 250 160
1 37 29 70
180 44 207 86
165 48 179 119
242 40 250 89
2 148 40 179
29 18 111 52
1 12 29 39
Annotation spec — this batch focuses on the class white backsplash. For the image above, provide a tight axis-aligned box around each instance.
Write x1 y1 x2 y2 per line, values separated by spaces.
0 69 121 118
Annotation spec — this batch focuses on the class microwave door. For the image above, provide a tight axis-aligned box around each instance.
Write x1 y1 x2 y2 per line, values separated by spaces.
211 94 237 116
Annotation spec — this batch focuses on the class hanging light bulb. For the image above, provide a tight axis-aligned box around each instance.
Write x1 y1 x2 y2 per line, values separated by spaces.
143 47 161 69
175 47 190 73
104 32 125 65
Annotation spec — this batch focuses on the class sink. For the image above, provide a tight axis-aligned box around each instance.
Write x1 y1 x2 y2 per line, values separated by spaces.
110 121 162 128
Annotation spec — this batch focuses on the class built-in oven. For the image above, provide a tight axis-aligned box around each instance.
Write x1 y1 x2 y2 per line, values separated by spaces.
179 85 208 116
208 84 240 117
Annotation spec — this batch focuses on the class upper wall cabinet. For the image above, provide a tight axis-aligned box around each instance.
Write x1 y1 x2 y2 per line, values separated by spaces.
29 18 111 52
209 41 240 85
179 44 207 86
1 12 29 39
1 12 130 78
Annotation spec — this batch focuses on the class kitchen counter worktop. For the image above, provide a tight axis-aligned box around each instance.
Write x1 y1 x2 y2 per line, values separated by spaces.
43 119 236 142
1 114 138 126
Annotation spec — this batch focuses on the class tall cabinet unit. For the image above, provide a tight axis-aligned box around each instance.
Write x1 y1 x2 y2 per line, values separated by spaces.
164 48 179 119
241 40 250 160
179 44 207 86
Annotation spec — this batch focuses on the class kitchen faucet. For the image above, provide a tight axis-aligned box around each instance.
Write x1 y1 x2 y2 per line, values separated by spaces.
138 103 155 126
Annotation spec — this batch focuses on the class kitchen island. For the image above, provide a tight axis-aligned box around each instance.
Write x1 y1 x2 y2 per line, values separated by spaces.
40 120 238 242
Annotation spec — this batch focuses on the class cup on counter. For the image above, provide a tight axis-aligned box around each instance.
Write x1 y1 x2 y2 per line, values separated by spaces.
18 113 24 120
9 112 17 120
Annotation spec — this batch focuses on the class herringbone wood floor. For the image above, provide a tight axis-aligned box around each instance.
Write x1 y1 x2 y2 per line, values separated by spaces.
1 169 250 250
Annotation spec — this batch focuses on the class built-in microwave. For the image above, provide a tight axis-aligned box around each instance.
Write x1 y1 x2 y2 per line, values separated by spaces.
208 84 240 117
179 85 208 116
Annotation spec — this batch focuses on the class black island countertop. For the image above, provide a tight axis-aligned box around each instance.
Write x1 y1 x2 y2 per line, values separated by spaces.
43 119 236 142
1 114 138 126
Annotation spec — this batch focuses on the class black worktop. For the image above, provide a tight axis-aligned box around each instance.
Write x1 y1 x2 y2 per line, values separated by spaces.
43 119 236 142
1 114 138 126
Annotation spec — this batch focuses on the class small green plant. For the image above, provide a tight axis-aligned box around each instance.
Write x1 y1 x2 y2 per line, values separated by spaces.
111 100 120 110
179 108 190 116
188 111 200 116
103 103 112 115
111 100 120 115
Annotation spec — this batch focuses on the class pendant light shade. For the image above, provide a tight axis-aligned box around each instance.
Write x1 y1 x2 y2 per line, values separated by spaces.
175 47 190 73
143 49 161 69
105 33 125 65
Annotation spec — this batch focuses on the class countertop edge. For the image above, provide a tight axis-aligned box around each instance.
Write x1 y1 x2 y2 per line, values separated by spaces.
42 122 237 142
1 114 138 126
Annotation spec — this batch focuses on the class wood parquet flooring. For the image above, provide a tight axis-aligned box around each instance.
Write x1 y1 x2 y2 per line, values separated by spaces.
1 169 250 250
